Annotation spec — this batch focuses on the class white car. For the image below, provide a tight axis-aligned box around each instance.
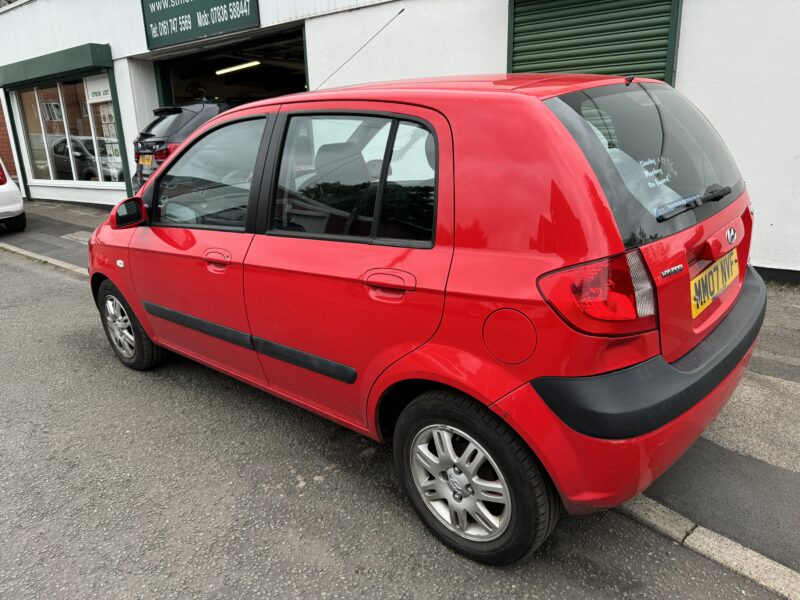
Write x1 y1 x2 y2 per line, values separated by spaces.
0 157 25 232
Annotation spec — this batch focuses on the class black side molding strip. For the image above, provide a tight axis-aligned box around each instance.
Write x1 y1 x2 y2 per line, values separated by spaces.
253 337 357 384
143 301 253 350
141 301 357 384
531 266 767 440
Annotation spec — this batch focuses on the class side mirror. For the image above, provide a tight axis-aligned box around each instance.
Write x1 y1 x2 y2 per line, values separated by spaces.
72 150 85 160
110 197 146 229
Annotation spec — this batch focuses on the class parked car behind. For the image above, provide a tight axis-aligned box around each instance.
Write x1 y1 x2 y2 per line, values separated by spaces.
89 75 765 565
0 157 25 232
132 101 234 191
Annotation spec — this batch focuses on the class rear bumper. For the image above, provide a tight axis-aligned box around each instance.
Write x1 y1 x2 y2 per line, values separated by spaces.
491 266 766 513
532 266 767 439
0 187 24 219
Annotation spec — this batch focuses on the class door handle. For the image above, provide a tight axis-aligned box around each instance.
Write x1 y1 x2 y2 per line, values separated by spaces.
202 249 231 265
362 268 417 291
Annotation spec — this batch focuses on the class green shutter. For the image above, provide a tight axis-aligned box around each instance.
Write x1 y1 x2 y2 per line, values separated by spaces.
510 0 682 83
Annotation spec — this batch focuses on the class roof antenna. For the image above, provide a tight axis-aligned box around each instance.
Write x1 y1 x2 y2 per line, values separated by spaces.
624 75 635 86
314 8 405 90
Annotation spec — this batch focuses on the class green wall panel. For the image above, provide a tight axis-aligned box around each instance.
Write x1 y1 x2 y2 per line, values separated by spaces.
510 0 682 84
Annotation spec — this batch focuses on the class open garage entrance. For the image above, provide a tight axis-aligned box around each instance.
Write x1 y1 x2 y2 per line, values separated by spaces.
157 26 306 105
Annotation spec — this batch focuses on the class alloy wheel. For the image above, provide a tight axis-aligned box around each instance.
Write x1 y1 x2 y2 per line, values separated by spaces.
104 295 136 359
409 424 511 542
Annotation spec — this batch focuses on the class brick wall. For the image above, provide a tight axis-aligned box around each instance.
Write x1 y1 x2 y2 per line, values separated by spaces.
0 106 17 178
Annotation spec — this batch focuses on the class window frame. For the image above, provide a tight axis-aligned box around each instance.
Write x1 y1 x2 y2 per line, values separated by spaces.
147 113 275 234
260 109 439 249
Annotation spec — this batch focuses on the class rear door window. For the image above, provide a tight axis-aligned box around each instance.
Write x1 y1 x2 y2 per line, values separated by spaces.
271 114 436 244
546 83 744 248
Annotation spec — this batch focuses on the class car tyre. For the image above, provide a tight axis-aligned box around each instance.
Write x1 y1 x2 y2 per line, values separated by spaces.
394 390 559 565
4 212 26 232
98 279 164 370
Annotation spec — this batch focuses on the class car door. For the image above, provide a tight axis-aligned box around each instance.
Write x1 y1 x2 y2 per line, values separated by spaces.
52 139 72 179
128 110 275 387
243 102 454 428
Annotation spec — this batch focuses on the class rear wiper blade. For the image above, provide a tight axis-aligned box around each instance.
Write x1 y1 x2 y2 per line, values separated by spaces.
656 185 732 222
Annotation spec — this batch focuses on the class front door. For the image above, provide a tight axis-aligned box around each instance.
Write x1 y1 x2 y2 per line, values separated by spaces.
243 102 454 428
129 114 272 386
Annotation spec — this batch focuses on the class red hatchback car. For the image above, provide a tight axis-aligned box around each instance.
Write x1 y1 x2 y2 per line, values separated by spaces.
89 75 766 564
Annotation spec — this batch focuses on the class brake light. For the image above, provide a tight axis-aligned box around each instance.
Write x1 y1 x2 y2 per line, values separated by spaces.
0 168 6 186
134 150 140 161
154 143 180 162
538 249 657 336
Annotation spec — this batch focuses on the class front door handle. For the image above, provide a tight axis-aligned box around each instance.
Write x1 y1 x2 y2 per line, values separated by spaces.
202 248 231 265
202 248 231 273
362 268 417 291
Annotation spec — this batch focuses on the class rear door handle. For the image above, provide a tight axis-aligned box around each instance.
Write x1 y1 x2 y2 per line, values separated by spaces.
362 268 417 291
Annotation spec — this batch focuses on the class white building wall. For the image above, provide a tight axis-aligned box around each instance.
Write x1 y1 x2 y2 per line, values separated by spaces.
113 58 160 178
0 0 398 63
0 0 148 61
675 0 800 271
305 0 508 89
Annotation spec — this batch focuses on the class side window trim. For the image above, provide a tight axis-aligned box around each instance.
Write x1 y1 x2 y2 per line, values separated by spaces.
259 108 438 248
146 113 275 234
371 119 398 239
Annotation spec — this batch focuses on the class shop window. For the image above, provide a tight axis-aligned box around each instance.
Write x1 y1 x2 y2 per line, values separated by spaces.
14 73 124 184
18 89 51 180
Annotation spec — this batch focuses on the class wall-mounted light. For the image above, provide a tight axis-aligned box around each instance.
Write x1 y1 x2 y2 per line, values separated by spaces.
215 60 261 76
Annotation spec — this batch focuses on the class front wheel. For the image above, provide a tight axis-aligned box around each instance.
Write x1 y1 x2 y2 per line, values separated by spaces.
394 390 559 565
98 280 164 370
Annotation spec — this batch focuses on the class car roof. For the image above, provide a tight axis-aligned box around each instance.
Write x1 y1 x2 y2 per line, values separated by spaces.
230 73 664 112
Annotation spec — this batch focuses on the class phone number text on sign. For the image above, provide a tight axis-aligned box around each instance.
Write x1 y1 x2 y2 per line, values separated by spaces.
148 14 193 39
197 0 252 27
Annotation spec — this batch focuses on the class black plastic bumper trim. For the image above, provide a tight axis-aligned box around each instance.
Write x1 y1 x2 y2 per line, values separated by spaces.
142 301 357 384
531 266 767 440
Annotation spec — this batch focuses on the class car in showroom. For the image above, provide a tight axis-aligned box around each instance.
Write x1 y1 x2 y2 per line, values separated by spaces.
0 157 25 232
49 135 125 182
88 74 765 565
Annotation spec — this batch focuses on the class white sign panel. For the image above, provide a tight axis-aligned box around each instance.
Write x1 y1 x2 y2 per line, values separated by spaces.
85 74 112 105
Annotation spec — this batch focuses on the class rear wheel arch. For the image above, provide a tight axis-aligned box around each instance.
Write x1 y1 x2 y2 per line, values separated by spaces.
376 379 461 442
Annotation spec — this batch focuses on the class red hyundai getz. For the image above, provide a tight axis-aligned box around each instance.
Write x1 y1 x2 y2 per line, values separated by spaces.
90 75 766 565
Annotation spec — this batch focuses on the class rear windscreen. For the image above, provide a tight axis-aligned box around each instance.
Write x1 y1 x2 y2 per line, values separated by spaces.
545 83 744 248
141 108 197 138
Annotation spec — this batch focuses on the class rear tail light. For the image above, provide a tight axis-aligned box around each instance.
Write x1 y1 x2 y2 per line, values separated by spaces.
134 149 140 162
154 143 180 162
0 168 6 186
538 249 657 336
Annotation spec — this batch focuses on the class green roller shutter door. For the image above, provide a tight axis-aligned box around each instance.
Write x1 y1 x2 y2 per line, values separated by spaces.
509 0 682 84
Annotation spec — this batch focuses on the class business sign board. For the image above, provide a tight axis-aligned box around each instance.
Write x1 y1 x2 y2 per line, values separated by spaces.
141 0 260 50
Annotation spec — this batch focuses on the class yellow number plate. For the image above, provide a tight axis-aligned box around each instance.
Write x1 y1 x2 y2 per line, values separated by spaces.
138 154 153 167
691 249 739 318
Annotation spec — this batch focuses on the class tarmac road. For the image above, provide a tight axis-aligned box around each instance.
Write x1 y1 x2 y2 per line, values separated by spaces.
0 249 783 598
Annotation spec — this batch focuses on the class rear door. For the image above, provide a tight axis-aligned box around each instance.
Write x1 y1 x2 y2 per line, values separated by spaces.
546 82 752 361
243 102 454 427
128 110 274 385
